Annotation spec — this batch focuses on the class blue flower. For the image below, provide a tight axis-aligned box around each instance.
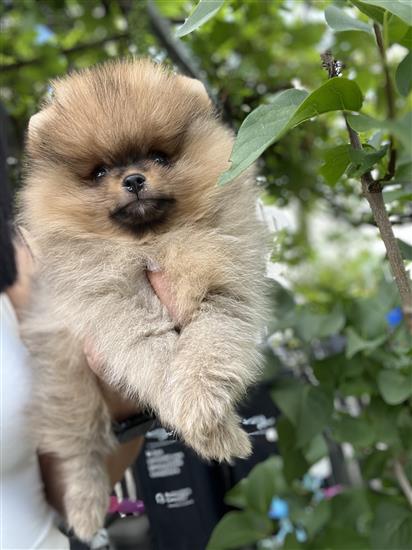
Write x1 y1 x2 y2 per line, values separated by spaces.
268 497 289 520
386 307 403 327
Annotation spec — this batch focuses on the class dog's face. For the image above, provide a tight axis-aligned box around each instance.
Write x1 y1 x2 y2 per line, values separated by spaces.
24 59 234 239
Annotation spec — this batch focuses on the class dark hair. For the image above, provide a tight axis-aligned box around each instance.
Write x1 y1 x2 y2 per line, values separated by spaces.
0 102 17 293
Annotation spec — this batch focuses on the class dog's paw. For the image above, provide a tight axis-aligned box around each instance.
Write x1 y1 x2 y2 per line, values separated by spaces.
65 484 109 542
163 369 251 461
184 413 252 462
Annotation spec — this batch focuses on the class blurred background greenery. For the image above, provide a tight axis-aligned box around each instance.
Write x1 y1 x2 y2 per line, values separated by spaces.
1 0 412 548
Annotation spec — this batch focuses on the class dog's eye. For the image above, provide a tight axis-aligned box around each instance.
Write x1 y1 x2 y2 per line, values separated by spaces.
93 166 108 180
150 152 169 166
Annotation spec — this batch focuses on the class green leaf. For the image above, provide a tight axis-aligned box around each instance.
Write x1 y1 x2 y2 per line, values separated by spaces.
392 111 412 151
394 162 412 184
273 382 333 448
339 378 375 397
320 144 352 185
277 417 309 483
352 0 384 23
271 378 304 426
357 1 412 26
347 112 412 151
303 433 329 465
176 0 225 37
371 501 412 550
244 456 287 514
331 413 376 447
224 478 248 509
295 305 345 343
206 510 272 550
383 183 412 203
330 489 372 528
400 26 412 48
396 51 412 96
345 327 387 358
377 369 412 404
368 398 402 447
397 238 412 260
218 89 307 186
347 145 388 177
387 14 411 46
346 113 384 132
362 449 390 478
269 279 296 316
219 78 363 185
298 500 331 539
312 526 370 549
313 354 350 387
296 386 333 447
325 6 373 34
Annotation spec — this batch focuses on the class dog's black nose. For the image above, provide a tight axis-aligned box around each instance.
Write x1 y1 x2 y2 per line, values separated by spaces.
123 173 146 194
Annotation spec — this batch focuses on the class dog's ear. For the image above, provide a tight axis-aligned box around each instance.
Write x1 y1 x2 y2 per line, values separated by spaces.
28 109 49 139
179 76 212 108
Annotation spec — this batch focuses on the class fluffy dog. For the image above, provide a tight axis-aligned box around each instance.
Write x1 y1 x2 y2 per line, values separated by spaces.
20 59 267 540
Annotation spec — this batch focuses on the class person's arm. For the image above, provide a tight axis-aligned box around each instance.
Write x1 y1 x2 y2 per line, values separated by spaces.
38 388 144 517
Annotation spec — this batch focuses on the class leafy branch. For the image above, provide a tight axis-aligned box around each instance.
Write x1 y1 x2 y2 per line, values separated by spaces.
322 50 412 334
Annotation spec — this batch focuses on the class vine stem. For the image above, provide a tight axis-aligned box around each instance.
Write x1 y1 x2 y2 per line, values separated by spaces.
394 459 412 510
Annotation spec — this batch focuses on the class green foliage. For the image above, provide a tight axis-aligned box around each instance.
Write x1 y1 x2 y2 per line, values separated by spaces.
320 145 352 185
207 510 273 550
195 1 412 544
396 51 412 96
377 369 412 405
358 0 412 26
324 5 373 34
347 145 388 177
175 0 224 38
219 78 363 185
370 500 412 550
347 113 412 151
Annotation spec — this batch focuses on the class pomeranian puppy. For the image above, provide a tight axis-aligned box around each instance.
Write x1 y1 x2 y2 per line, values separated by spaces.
20 59 267 540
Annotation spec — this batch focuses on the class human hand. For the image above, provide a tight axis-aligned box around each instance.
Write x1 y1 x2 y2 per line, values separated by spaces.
147 270 179 322
6 229 35 317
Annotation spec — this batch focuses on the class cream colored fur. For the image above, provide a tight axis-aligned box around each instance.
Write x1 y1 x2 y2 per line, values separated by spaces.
19 59 268 541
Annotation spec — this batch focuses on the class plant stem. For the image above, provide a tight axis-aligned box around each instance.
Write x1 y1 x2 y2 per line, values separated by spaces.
373 23 395 119
321 43 412 333
344 116 412 333
394 459 412 510
373 22 396 181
